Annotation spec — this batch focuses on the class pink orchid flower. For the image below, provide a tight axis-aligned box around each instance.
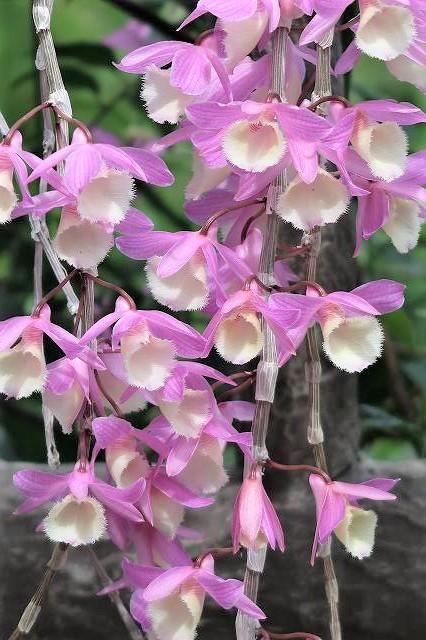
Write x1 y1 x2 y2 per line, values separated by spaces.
92 416 214 541
103 19 152 52
0 131 36 222
13 462 145 547
301 0 422 66
232 465 285 552
116 219 252 311
139 400 253 485
26 129 174 226
309 474 399 564
344 149 426 255
116 38 231 102
105 555 265 638
0 305 103 399
186 99 330 183
270 279 405 372
42 356 91 434
81 296 205 392
203 286 303 365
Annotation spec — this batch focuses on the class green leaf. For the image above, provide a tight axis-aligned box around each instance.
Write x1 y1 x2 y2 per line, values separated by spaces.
56 43 114 66
401 361 426 393
365 437 418 461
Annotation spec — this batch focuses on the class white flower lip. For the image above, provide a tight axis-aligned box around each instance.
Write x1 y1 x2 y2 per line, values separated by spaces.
322 314 384 373
223 118 287 173
356 4 415 62
147 581 205 640
142 66 194 125
77 169 135 225
0 169 17 224
0 339 46 399
121 324 177 391
383 197 422 254
278 168 350 231
44 495 107 546
146 254 209 312
54 209 114 269
159 388 211 438
351 121 408 182
334 505 378 560
151 488 185 540
215 310 263 364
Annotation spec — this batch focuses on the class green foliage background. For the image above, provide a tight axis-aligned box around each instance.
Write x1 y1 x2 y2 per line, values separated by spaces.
0 0 425 463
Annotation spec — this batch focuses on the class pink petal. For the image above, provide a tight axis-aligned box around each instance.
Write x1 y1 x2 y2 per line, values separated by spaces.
332 480 398 501
170 48 211 96
196 571 266 618
157 233 206 277
116 207 154 234
261 485 285 551
350 280 406 314
166 437 199 476
116 230 177 260
119 147 174 186
13 468 69 499
356 100 426 126
144 311 206 358
0 316 32 351
64 145 103 195
92 416 134 448
143 565 195 601
153 474 214 507
116 41 185 74
27 145 76 184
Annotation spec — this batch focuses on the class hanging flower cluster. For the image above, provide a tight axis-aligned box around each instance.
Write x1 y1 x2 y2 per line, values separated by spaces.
4 1 425 638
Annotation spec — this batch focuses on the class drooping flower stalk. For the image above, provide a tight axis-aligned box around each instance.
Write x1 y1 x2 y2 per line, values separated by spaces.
236 26 289 640
302 35 342 640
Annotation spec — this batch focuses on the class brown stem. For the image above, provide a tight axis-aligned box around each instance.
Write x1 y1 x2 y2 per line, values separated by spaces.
194 547 236 567
244 274 275 293
241 206 266 242
212 370 256 392
31 268 79 317
83 272 137 310
217 373 257 402
199 198 266 235
277 280 327 296
50 104 93 143
258 630 321 640
94 369 124 418
335 14 360 31
2 101 92 146
308 95 351 112
2 102 51 145
266 460 331 484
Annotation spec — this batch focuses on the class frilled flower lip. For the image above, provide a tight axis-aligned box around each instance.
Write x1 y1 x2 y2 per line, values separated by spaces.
44 494 107 546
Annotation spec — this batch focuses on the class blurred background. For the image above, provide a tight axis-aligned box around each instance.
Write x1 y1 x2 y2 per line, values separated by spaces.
0 0 425 467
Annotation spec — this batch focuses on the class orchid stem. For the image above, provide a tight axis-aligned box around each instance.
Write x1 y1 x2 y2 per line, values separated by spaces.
304 37 342 640
83 272 137 310
31 268 78 317
236 26 289 640
200 198 266 235
266 460 331 484
7 543 69 639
